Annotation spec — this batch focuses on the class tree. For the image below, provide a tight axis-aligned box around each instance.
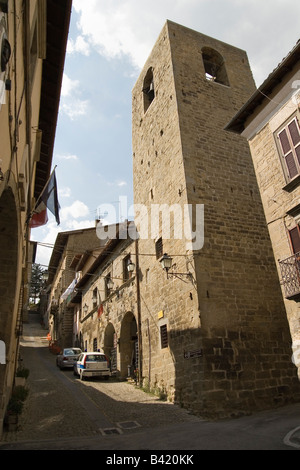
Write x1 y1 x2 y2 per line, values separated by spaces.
30 264 46 305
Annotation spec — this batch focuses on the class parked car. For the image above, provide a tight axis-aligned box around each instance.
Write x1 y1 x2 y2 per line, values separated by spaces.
73 352 111 380
56 348 82 370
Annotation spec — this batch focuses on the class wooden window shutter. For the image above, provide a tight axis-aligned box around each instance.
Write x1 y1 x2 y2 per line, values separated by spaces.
289 226 300 254
278 118 300 180
278 129 291 154
160 324 168 349
288 120 300 147
285 152 298 179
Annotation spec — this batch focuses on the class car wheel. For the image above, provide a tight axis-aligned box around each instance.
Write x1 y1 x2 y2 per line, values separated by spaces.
80 371 85 381
104 375 109 380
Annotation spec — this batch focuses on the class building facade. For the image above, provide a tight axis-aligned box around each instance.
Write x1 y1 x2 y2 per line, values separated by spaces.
0 0 71 436
47 227 103 349
132 21 300 418
71 225 140 379
47 222 141 380
45 21 300 420
226 40 300 378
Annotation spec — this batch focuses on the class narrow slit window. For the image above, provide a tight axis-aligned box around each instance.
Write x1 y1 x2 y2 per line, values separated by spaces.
155 237 163 259
160 324 168 349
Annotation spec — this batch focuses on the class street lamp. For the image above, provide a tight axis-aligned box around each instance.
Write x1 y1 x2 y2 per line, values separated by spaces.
107 278 114 291
160 253 193 283
83 303 88 315
127 259 135 273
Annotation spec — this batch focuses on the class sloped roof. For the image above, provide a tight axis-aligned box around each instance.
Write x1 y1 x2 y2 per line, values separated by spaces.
34 0 72 199
225 39 300 134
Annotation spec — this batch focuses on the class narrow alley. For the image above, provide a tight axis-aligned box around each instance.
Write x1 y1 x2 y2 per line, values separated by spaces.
0 314 300 451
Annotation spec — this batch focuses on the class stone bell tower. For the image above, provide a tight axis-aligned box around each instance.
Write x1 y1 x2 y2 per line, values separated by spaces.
132 21 300 418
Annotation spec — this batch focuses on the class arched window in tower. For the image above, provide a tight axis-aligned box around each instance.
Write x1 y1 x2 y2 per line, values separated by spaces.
202 47 229 86
143 67 155 112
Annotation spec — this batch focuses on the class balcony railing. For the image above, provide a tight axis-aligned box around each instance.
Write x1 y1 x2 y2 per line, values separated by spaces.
279 252 300 299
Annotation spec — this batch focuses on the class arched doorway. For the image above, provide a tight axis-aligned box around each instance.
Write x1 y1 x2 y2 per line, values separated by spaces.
120 312 138 378
104 323 117 375
0 187 19 420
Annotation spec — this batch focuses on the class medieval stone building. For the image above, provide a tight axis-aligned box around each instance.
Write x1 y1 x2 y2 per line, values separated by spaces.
46 20 300 420
226 39 300 379
0 0 71 437
131 21 300 418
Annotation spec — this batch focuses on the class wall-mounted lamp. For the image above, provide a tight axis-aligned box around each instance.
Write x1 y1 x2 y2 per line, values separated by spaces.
106 278 114 291
127 259 135 273
160 253 193 283
83 303 88 314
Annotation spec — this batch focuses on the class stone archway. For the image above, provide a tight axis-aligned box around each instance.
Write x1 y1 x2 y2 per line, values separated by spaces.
104 322 117 374
0 186 19 425
120 312 138 378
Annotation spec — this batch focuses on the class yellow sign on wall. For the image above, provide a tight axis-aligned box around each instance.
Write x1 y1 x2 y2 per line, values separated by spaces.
158 310 164 319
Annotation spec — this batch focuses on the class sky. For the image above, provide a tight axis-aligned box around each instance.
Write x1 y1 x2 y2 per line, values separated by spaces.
31 0 300 268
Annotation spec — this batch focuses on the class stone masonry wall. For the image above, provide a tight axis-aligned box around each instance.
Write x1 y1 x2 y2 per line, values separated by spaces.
248 99 300 378
132 21 300 418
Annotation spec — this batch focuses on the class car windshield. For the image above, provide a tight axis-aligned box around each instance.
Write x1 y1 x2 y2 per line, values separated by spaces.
86 355 106 362
64 348 81 356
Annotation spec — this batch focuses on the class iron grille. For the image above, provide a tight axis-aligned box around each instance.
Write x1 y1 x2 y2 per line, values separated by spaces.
279 252 300 298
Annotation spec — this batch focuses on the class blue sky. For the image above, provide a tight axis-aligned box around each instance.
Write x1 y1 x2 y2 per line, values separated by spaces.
31 0 300 267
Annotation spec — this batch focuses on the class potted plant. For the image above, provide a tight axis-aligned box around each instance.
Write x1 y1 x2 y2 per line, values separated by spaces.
5 397 23 431
4 385 28 431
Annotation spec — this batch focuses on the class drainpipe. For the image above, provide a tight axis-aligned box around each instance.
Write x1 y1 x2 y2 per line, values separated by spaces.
135 238 143 386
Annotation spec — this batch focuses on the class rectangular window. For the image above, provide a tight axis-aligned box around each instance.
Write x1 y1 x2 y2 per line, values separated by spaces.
93 338 98 352
123 254 132 282
277 117 300 181
155 237 163 260
160 324 168 349
92 288 98 308
289 226 300 254
105 273 112 298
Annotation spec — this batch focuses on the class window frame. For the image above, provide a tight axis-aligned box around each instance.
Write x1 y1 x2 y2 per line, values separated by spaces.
155 237 163 260
288 225 300 255
276 115 300 184
123 254 132 282
160 324 168 349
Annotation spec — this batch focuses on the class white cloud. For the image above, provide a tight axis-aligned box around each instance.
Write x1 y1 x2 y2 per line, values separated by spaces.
60 73 89 120
72 0 300 85
56 153 79 161
60 200 90 221
67 35 91 56
60 98 89 121
61 74 80 97
59 187 72 198
63 219 96 231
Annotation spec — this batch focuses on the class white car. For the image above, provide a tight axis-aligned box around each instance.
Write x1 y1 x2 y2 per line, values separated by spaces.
73 352 111 380
56 348 82 370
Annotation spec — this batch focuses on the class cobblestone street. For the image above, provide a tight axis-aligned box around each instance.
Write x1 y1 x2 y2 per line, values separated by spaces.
1 314 300 451
0 314 201 449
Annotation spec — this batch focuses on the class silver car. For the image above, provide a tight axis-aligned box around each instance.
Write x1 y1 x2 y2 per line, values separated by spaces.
56 348 82 370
